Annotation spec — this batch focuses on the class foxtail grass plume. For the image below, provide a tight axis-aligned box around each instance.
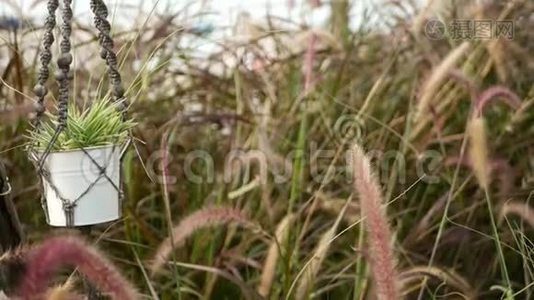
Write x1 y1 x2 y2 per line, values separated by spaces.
258 214 294 297
469 86 522 190
475 86 522 116
150 206 254 275
499 201 534 228
444 156 515 196
351 144 399 300
467 117 490 189
46 283 84 300
16 235 138 300
0 247 26 296
415 41 470 123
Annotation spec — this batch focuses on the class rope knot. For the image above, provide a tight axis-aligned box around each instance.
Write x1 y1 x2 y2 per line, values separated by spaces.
57 53 72 68
33 84 47 98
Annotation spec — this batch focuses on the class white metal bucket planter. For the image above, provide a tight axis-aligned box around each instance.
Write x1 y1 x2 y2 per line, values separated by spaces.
35 144 127 227
28 0 131 230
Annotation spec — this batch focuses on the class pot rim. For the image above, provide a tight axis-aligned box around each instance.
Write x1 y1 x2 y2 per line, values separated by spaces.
29 138 131 163
35 143 124 154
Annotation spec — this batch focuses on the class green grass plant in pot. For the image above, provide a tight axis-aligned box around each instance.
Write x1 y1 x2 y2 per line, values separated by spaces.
28 97 135 227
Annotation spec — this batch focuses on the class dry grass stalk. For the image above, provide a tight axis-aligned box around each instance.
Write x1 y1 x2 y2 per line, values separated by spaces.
415 41 470 123
257 214 295 297
150 206 253 275
316 198 360 224
404 193 448 245
295 203 345 300
295 227 336 300
351 144 399 300
412 0 438 33
499 201 534 228
16 235 138 300
486 40 508 82
447 69 478 101
0 102 36 125
303 32 317 95
296 29 341 52
399 266 476 299
467 117 490 189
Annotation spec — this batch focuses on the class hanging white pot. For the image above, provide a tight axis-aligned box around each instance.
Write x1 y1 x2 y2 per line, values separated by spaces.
38 144 123 227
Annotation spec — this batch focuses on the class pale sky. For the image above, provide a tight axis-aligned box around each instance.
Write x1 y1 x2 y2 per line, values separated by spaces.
1 0 416 57
1 0 384 30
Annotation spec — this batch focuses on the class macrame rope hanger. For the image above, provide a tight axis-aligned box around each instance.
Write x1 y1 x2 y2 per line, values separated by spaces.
29 0 130 227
